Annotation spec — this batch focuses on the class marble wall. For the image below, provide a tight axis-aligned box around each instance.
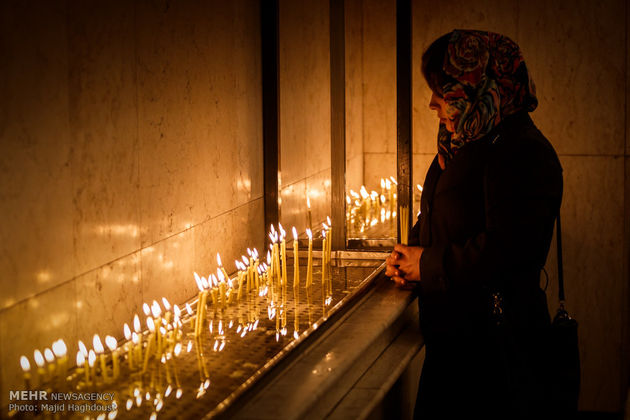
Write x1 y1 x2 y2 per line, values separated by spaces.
0 0 264 407
278 0 332 234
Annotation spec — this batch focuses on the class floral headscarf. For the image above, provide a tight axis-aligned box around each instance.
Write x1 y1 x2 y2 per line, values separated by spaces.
437 30 538 163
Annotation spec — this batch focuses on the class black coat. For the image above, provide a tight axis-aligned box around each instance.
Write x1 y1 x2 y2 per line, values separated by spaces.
410 111 563 419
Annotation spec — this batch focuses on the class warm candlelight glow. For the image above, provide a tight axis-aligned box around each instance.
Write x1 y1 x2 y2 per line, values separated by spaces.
88 350 96 367
105 336 117 351
143 303 151 316
44 348 54 363
34 350 45 367
76 351 85 367
124 324 131 341
52 339 67 358
147 317 156 332
162 297 171 311
151 300 162 318
20 356 30 372
93 335 104 354
78 341 88 357
133 314 141 333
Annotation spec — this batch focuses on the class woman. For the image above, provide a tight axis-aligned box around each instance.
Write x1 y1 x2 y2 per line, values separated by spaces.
385 30 563 419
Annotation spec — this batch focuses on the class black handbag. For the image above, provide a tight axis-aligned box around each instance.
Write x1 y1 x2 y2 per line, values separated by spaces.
548 214 580 416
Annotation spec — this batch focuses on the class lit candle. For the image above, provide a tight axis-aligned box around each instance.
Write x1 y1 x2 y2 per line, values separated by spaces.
34 350 46 385
292 227 299 289
327 216 332 262
306 228 313 287
76 351 87 385
88 350 96 385
133 314 142 362
51 339 68 385
217 268 226 309
209 274 218 309
143 317 156 372
20 356 31 390
307 195 312 231
132 332 140 370
44 348 56 385
193 273 208 337
105 336 119 379
235 261 244 302
321 229 327 295
124 323 133 370
279 224 288 307
217 253 231 290
92 335 107 382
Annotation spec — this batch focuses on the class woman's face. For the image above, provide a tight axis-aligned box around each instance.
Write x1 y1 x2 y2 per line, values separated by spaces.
429 92 455 133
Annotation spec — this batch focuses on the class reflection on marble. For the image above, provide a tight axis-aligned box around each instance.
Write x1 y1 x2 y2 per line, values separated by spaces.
345 0 364 189
517 0 624 156
362 0 395 155
0 281 77 408
0 1 74 311
141 229 196 313
281 181 307 234
346 155 364 193
68 0 141 275
544 156 624 411
363 153 396 191
305 169 332 231
75 252 142 343
279 0 331 186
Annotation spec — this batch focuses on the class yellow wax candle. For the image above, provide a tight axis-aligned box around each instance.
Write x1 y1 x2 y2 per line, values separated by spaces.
195 291 207 337
43 348 56 385
20 356 31 390
307 195 312 231
292 227 299 289
216 253 231 289
92 335 107 382
76 351 87 385
105 336 119 379
132 333 140 370
143 318 156 372
306 228 313 287
279 224 288 289
218 274 226 310
87 350 96 385
321 230 327 292
124 323 133 370
236 264 244 301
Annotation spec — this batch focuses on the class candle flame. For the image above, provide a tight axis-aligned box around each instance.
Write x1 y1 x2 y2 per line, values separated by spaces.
165 385 173 397
187 341 193 353
173 305 181 318
216 252 223 267
159 326 166 335
93 335 104 354
247 248 252 257
253 248 259 259
88 350 96 367
292 227 298 241
43 348 54 363
78 340 88 357
210 274 218 287
385 179 391 189
219 341 225 352
52 339 67 357
201 276 209 289
417 184 423 192
20 356 30 372
143 303 150 316
186 303 193 315
174 343 182 356
294 331 299 339
147 317 155 332
133 314 141 333
266 251 271 265
76 351 85 367
162 297 171 311
327 216 331 226
307 228 312 240
176 388 183 399
124 324 131 340
390 176 397 185
34 350 45 367
217 268 225 282
242 255 249 266
279 223 286 239
151 301 162 318
307 195 311 209
132 333 139 344
105 336 117 351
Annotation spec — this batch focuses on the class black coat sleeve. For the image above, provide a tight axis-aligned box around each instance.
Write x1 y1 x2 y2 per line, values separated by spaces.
419 138 563 294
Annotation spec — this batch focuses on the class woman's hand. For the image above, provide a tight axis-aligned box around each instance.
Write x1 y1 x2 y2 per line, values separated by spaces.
385 244 424 287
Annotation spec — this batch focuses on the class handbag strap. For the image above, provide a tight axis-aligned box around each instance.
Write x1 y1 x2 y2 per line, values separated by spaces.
556 214 565 303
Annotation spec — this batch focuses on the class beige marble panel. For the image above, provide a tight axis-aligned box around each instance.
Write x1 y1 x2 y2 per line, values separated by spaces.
136 1 262 246
412 0 519 155
281 180 308 235
362 0 396 155
193 208 236 281
543 156 625 411
141 229 196 313
279 0 331 186
67 1 141 275
0 2 74 310
75 252 142 344
231 198 265 264
346 155 364 193
306 169 332 230
0 280 77 407
364 153 397 191
517 0 625 156
345 0 364 163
